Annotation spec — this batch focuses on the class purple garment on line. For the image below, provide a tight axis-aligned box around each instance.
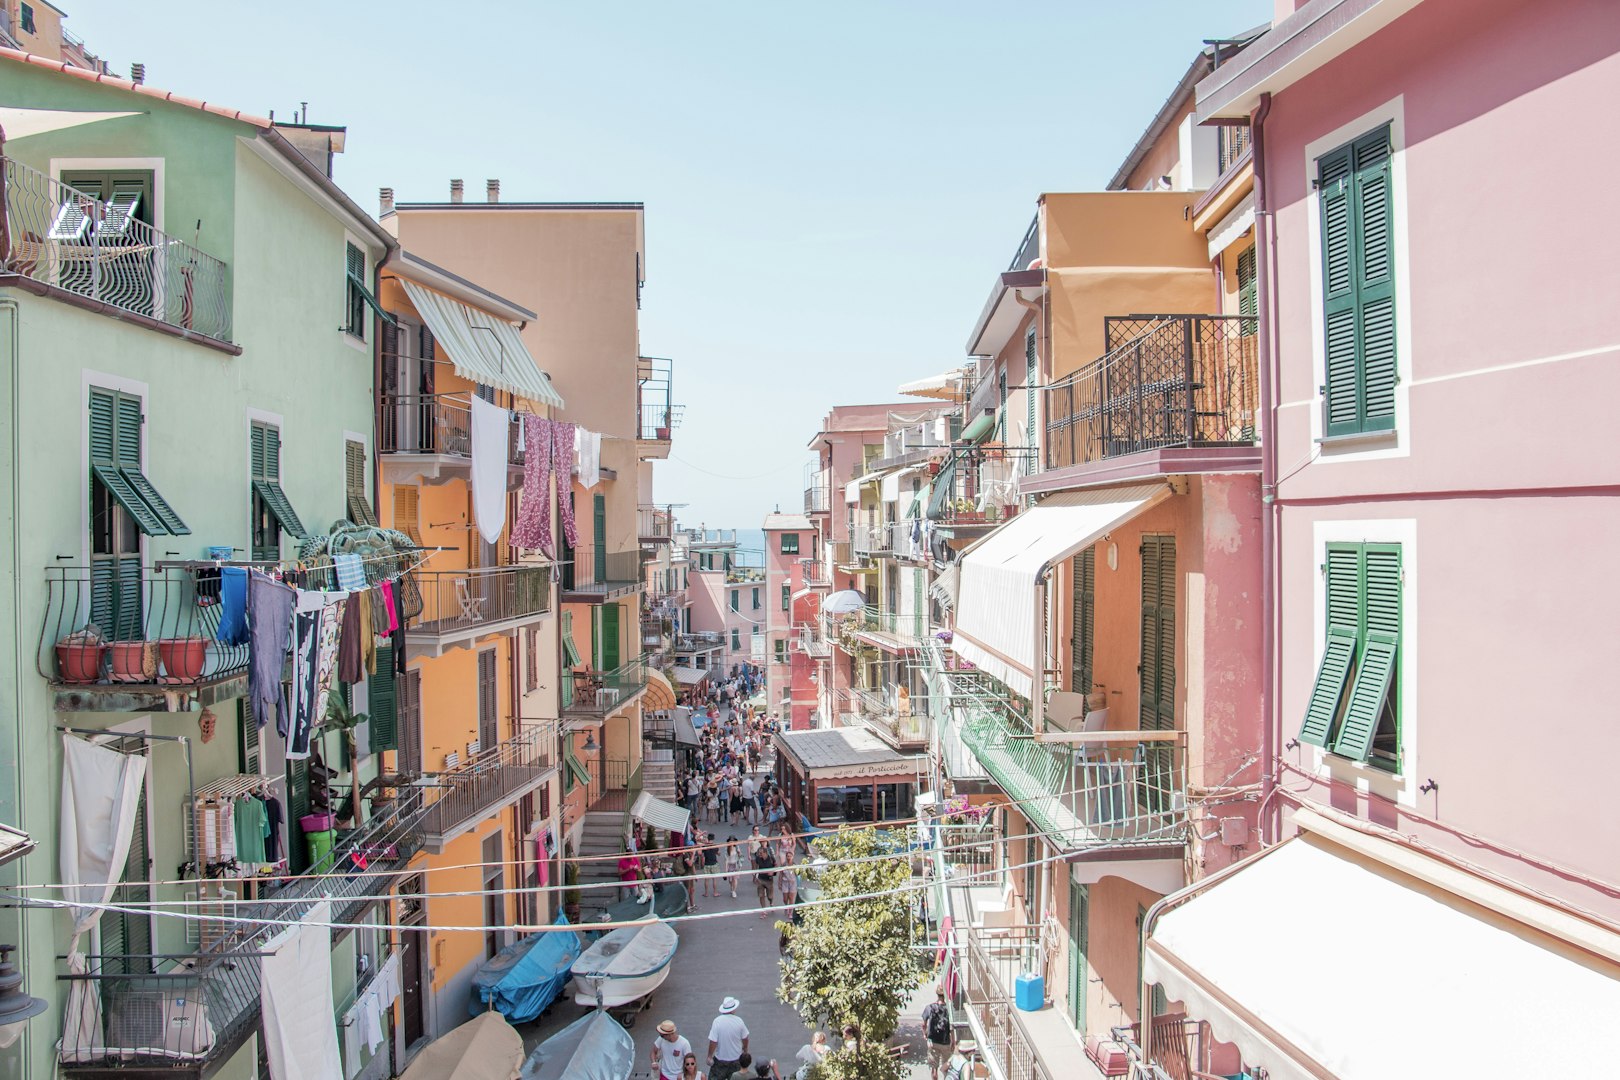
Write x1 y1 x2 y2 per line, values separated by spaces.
509 414 553 554
553 420 578 548
247 572 295 736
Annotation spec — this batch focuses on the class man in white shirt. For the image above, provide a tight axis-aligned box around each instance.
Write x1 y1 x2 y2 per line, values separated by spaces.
651 1020 692 1080
740 776 757 825
708 997 750 1078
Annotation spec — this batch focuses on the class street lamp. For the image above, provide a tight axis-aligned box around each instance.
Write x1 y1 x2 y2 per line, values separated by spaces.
0 944 47 1049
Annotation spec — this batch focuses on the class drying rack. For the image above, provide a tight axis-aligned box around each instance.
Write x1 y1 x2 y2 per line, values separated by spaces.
185 773 284 947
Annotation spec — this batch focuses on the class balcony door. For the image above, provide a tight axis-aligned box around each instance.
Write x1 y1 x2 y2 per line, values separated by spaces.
595 602 621 672
96 732 153 974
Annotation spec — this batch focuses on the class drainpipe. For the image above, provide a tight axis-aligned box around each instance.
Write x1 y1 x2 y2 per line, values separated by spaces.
0 296 27 1074
1250 91 1277 845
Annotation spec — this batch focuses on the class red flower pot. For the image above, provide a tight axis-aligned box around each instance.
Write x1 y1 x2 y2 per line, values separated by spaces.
55 643 105 684
159 637 207 682
108 642 154 683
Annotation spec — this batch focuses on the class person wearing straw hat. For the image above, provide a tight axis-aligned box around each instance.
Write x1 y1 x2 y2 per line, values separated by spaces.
707 997 750 1079
652 1019 693 1080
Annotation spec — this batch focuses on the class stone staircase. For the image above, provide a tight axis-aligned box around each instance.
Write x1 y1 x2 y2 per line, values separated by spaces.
575 810 627 922
641 756 678 801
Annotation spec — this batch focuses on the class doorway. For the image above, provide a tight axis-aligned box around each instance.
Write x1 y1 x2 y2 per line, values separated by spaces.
399 874 427 1051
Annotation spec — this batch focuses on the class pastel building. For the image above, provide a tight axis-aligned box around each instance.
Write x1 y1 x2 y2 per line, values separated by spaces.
686 530 764 679
761 512 815 728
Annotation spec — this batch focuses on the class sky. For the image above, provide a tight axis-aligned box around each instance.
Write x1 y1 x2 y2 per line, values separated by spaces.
63 0 1271 530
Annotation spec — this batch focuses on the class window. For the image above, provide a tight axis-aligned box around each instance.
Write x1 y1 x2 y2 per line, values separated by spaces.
482 831 505 958
477 649 498 752
344 242 367 339
593 602 621 671
780 533 799 555
813 783 912 825
752 587 760 610
781 584 790 611
1069 548 1095 694
730 590 739 613
1236 245 1258 336
392 485 423 547
1299 543 1402 768
1138 535 1176 730
773 639 786 663
250 421 306 561
398 667 422 774
20 3 35 33
345 439 377 526
524 629 539 693
731 628 741 651
59 170 153 245
368 644 398 752
1318 124 1398 437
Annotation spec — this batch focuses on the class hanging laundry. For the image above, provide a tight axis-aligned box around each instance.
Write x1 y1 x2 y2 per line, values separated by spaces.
574 425 602 491
552 420 579 548
509 413 553 553
379 581 399 634
233 796 268 866
337 594 364 685
358 592 375 675
332 553 366 592
263 793 284 863
289 592 346 759
217 566 249 646
469 394 509 545
247 572 295 736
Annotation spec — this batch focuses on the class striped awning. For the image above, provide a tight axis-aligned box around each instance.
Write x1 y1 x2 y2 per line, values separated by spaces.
671 666 708 686
953 484 1171 698
644 669 677 712
400 280 563 406
630 791 691 835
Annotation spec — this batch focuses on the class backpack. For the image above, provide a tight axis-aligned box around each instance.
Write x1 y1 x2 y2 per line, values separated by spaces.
925 1002 951 1044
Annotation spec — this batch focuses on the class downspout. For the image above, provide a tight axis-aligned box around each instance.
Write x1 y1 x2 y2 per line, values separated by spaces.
0 295 27 1074
1251 91 1277 845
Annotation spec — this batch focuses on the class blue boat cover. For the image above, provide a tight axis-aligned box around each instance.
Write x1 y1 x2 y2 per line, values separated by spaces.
519 1011 635 1080
469 916 581 1023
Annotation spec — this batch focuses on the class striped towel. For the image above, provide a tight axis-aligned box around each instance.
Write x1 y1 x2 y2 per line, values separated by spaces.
333 553 366 592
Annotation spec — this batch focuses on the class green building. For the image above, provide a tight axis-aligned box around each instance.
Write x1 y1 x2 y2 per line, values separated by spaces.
0 53 403 1080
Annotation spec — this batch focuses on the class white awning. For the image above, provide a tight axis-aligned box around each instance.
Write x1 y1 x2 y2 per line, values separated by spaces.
952 484 1170 698
1145 811 1620 1080
880 467 919 503
1207 192 1256 260
671 666 707 686
0 108 139 140
897 368 969 400
629 791 691 835
845 472 881 504
928 564 960 611
400 279 564 407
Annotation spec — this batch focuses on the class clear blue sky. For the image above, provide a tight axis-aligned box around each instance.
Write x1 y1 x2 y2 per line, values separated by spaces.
67 0 1270 530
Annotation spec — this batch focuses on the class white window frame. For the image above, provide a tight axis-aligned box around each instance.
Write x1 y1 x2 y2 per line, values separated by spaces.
79 370 151 570
341 230 369 352
247 407 287 556
1306 517 1419 807
1302 96 1415 462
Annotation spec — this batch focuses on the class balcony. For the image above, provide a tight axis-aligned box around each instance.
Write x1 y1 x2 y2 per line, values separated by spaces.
960 920 1074 1080
561 657 650 720
848 610 926 654
1008 213 1040 272
797 625 832 660
803 483 830 515
378 392 525 486
872 417 953 471
1 155 232 346
40 564 251 712
926 445 1037 537
948 674 1188 857
798 556 831 588
674 630 724 657
1041 314 1259 485
561 550 642 602
839 687 928 749
417 723 558 852
636 356 680 459
405 565 552 657
638 505 673 544
57 789 426 1073
850 523 890 557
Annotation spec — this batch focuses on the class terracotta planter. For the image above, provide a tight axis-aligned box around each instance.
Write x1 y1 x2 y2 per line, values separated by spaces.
159 637 207 682
55 643 105 684
108 642 156 683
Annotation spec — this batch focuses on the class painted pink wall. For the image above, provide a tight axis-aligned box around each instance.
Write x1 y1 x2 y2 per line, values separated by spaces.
1264 0 1620 920
764 524 808 725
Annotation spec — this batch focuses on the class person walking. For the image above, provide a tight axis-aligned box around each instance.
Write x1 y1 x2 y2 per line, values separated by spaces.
679 1052 706 1080
740 774 757 826
700 828 721 898
922 988 955 1080
753 838 777 919
776 858 797 909
724 839 742 899
652 1020 693 1080
707 997 750 1080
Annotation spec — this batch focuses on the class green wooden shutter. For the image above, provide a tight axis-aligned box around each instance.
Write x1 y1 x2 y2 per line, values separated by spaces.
478 649 498 749
239 699 261 776
1353 128 1398 431
1154 538 1176 730
1298 626 1356 748
1025 329 1037 469
346 440 377 526
1236 245 1257 332
286 757 310 874
250 423 266 480
369 643 398 751
264 424 281 480
781 584 790 611
1318 145 1360 436
592 493 607 582
599 603 620 671
89 388 117 464
561 612 581 668
90 557 142 641
1334 546 1401 761
89 389 175 535
1070 549 1095 695
1068 883 1089 1032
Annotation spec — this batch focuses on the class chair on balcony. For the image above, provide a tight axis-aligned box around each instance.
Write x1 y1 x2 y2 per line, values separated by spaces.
454 577 486 624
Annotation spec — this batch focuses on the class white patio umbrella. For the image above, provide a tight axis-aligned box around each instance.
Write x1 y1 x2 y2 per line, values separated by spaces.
823 590 867 615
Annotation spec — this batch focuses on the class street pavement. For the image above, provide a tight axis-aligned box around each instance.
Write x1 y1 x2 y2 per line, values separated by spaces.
515 712 936 1078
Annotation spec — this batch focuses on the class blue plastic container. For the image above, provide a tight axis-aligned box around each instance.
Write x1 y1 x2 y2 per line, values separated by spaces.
1014 971 1044 1011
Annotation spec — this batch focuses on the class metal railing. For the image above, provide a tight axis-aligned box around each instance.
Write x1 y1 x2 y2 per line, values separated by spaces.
1043 315 1259 471
419 723 557 844
561 550 642 594
379 392 470 455
1008 213 1041 273
854 610 927 645
851 523 891 556
409 565 551 636
674 630 724 653
803 483 830 514
799 557 831 588
59 788 427 1068
1 155 232 341
798 626 832 659
1217 123 1252 177
843 687 928 745
962 924 1060 1080
886 519 928 559
637 356 679 441
561 657 649 718
926 445 1038 527
40 565 249 688
638 505 672 541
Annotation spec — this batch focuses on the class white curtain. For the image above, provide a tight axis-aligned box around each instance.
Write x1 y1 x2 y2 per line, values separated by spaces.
58 734 147 1062
469 395 509 545
574 427 602 490
262 901 342 1079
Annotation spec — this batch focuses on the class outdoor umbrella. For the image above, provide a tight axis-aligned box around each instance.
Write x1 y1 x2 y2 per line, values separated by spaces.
400 1012 524 1080
823 590 867 615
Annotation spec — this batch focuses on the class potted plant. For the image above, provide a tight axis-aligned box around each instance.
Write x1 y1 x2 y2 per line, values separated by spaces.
325 694 369 828
158 637 208 682
563 844 582 921
55 628 106 684
108 641 156 683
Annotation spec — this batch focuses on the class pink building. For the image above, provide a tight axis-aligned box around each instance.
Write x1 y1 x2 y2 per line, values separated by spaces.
1132 1 1620 1076
685 530 765 675
762 512 816 729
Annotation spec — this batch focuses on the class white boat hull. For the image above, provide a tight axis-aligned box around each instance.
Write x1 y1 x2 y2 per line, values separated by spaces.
571 962 672 1008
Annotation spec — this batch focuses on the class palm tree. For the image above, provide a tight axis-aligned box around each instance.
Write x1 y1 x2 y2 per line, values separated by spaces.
325 694 369 827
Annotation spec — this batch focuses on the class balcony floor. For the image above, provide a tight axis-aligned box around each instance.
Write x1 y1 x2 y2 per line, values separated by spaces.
406 609 550 659
52 671 249 713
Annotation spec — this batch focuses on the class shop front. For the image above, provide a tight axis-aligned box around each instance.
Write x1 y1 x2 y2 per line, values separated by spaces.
774 727 919 836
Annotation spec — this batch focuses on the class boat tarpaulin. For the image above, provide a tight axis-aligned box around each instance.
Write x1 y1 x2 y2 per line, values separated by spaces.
469 917 581 1024
518 1011 634 1080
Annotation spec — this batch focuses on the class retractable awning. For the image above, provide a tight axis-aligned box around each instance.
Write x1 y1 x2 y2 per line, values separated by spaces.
844 472 882 504
880 467 918 503
671 666 708 686
643 669 677 712
671 711 700 747
629 791 691 835
952 483 1170 698
400 280 564 407
959 411 995 444
897 368 969 400
1144 809 1620 1080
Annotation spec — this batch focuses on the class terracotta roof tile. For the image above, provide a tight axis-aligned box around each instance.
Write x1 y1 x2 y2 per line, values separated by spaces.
0 47 272 128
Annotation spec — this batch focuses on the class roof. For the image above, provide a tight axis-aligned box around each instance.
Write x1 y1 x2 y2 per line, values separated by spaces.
389 250 537 322
0 46 272 126
762 513 813 531
391 201 645 212
775 726 910 772
1106 27 1269 191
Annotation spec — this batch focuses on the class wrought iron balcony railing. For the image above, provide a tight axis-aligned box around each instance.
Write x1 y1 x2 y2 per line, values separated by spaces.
418 723 557 850
803 483 830 514
561 657 649 719
2 155 232 342
378 393 524 464
1043 314 1259 471
40 564 250 698
850 523 890 556
840 687 928 746
560 550 642 597
408 565 551 640
636 356 680 442
925 445 1037 528
798 556 831 588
